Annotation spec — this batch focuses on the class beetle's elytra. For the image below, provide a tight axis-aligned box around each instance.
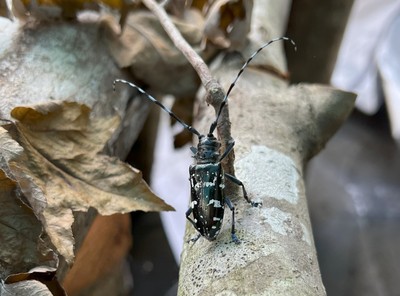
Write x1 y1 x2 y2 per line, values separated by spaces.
113 37 296 244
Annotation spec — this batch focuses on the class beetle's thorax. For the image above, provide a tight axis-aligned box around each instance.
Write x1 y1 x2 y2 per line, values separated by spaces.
196 134 221 164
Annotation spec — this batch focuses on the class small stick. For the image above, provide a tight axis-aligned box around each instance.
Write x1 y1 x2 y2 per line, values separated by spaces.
141 0 214 92
141 0 234 173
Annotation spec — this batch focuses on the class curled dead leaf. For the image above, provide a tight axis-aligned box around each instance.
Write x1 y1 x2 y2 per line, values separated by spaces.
18 0 122 19
0 169 58 280
1 279 54 296
102 10 203 96
190 0 212 12
0 0 12 20
2 266 65 296
0 101 173 264
203 0 253 50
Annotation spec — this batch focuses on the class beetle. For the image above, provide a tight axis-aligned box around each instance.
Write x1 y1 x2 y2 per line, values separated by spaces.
113 37 296 244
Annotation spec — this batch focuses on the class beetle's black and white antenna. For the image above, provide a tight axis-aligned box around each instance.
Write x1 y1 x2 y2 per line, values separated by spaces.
113 80 201 137
208 36 296 134
113 37 296 244
113 37 296 138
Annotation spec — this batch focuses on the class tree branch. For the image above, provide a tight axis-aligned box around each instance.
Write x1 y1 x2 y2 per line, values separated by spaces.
141 0 219 101
141 0 234 174
176 0 355 295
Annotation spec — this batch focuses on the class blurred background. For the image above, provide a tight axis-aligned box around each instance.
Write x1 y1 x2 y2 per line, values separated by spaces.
129 0 400 295
290 1 400 294
289 1 400 293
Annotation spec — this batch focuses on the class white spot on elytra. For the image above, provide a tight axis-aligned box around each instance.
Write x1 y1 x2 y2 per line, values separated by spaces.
203 181 214 187
208 199 222 208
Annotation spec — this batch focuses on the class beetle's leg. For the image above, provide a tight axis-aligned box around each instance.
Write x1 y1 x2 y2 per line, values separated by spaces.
185 207 202 243
190 146 197 154
225 197 240 244
187 233 201 244
225 173 262 207
185 207 198 229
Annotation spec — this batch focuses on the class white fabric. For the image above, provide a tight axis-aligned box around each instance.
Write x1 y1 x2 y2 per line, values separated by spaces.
331 0 400 142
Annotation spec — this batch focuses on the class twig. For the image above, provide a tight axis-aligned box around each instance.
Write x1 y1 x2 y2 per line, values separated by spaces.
141 0 235 174
141 0 213 91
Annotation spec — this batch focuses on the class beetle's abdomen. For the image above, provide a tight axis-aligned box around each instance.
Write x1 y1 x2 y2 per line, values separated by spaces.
189 163 225 240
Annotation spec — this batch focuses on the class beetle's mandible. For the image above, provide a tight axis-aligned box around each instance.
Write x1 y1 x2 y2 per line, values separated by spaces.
113 37 296 244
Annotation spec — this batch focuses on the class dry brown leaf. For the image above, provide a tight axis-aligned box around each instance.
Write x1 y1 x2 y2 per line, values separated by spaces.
240 0 290 77
18 0 124 19
0 0 11 19
103 10 203 96
1 279 54 296
2 266 66 296
0 0 26 20
203 0 252 50
190 0 212 12
0 170 58 280
0 101 173 264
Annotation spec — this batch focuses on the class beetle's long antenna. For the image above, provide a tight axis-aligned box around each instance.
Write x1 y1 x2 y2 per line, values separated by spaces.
209 37 297 134
113 79 201 137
